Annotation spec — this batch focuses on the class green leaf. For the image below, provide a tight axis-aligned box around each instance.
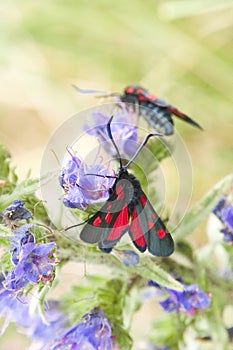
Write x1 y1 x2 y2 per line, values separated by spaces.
174 174 233 239
97 279 132 350
126 258 184 291
0 171 55 213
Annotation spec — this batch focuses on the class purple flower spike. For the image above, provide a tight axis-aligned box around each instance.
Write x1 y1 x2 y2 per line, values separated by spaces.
49 307 113 350
1 200 32 228
84 110 138 159
60 154 115 210
4 242 57 291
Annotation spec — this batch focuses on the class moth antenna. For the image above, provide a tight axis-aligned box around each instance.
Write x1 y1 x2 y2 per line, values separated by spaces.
64 219 88 231
72 84 108 95
125 133 164 169
84 173 116 179
107 116 123 168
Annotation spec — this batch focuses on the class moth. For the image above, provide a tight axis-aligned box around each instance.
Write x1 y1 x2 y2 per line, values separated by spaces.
73 116 174 257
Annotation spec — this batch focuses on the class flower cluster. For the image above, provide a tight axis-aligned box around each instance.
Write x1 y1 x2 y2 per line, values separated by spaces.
1 199 32 228
48 307 113 350
1 202 57 293
0 280 113 350
0 281 66 343
84 110 138 159
148 280 211 316
213 197 233 243
60 154 115 209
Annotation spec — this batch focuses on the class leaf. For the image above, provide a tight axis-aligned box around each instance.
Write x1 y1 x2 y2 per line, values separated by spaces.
0 171 55 213
174 174 233 239
126 258 184 291
97 279 132 350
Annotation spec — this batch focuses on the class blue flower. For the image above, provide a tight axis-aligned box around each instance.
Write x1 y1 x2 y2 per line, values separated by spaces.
48 307 113 350
4 242 57 291
27 301 68 349
60 154 115 210
0 274 30 334
1 200 32 228
147 280 210 316
10 223 36 265
213 199 233 243
84 110 138 159
0 276 67 343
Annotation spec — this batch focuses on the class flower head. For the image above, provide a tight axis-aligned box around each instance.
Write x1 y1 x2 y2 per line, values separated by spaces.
147 280 210 316
0 274 31 334
1 200 32 228
84 110 138 159
48 307 113 350
60 154 115 210
0 276 67 343
4 242 57 291
27 301 68 349
10 223 36 265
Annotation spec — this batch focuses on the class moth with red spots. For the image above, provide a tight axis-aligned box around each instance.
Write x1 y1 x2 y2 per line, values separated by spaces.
121 85 203 135
74 85 203 135
78 116 174 257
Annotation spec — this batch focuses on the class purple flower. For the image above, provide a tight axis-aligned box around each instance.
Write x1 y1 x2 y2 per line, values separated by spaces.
113 249 139 266
213 199 233 243
0 274 31 334
48 307 113 350
10 223 36 265
1 200 32 228
27 301 68 349
84 110 138 159
60 154 115 210
4 242 57 291
147 280 210 316
0 277 67 344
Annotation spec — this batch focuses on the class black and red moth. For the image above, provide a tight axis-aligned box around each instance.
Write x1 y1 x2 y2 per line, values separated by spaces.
74 85 202 135
120 85 203 135
78 116 174 257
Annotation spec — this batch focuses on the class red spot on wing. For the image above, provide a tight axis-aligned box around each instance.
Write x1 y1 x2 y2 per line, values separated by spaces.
139 194 147 207
106 205 129 241
116 183 124 200
105 212 112 223
148 221 154 230
138 95 147 102
107 203 112 210
157 229 166 239
149 94 156 101
167 106 186 119
117 192 124 200
130 207 147 248
136 88 144 95
93 217 102 227
116 184 123 195
151 212 157 219
125 87 134 94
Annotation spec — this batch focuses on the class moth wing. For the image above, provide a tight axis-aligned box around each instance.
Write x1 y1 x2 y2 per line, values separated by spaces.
129 191 174 257
80 177 134 250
